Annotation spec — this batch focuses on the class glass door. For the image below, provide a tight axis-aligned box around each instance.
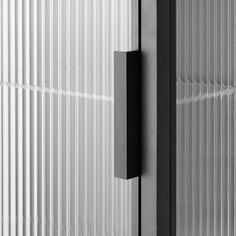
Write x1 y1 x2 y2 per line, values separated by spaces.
0 0 139 235
177 0 236 235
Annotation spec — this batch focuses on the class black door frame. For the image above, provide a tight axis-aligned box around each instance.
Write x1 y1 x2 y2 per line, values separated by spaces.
141 0 176 235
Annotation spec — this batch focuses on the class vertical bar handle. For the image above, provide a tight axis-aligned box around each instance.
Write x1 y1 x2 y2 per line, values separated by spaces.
114 50 141 179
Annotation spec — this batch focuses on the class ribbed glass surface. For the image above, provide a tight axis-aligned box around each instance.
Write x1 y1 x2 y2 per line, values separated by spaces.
0 0 139 235
177 0 236 235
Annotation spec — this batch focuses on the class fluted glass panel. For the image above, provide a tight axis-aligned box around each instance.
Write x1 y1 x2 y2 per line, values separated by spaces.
0 0 139 235
177 0 236 235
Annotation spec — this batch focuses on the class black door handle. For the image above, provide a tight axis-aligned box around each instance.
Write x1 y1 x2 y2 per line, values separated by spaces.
114 50 141 180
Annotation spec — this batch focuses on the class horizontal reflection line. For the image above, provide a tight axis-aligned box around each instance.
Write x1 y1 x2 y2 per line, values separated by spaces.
0 81 114 102
177 87 235 105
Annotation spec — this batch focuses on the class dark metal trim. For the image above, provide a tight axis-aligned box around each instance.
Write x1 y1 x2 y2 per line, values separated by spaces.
170 0 176 235
157 0 171 234
141 0 157 235
156 0 177 235
141 0 176 235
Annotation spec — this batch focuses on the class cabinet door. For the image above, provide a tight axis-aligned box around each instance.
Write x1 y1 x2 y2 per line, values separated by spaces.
177 0 236 235
0 0 139 235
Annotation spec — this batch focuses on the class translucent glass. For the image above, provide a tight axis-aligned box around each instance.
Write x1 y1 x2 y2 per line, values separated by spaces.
177 0 236 235
0 0 139 235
